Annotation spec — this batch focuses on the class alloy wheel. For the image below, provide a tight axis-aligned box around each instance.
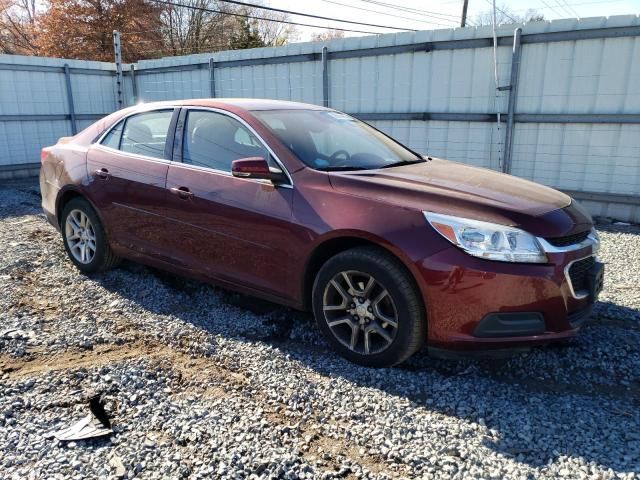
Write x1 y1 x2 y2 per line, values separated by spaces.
65 209 97 264
322 270 398 355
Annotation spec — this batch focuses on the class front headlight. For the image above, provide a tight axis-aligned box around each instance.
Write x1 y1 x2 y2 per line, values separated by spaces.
424 212 547 263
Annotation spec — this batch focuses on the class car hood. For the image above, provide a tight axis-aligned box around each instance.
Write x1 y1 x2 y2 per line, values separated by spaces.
327 158 592 237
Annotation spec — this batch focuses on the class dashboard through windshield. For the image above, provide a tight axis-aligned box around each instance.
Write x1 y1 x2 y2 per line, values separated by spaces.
253 109 423 171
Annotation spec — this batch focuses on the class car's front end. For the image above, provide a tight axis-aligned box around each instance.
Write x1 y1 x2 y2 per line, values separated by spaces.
416 212 603 357
323 156 604 358
250 104 605 362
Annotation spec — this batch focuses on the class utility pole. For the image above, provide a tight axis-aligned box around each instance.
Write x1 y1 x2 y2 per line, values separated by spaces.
460 0 469 27
113 30 124 108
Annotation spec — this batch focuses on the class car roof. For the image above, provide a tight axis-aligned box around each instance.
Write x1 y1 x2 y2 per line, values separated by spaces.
136 98 331 112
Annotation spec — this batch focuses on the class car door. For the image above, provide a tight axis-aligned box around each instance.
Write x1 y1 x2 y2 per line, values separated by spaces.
85 108 178 258
164 108 296 299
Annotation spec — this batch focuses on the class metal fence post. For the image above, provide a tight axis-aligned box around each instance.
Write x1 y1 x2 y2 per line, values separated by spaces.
321 46 329 107
130 64 138 103
209 58 216 98
63 64 77 135
113 30 124 108
503 27 522 174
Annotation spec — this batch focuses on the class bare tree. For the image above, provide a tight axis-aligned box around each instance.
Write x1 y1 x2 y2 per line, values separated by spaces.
160 0 237 56
251 8 297 47
311 29 345 43
159 0 297 57
0 0 39 54
473 5 545 26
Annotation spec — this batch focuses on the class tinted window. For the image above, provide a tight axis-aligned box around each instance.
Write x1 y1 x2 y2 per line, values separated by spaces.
120 110 173 159
182 110 268 172
253 110 421 171
101 120 124 149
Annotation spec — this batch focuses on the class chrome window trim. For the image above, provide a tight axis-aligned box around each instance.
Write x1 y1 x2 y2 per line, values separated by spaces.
536 229 600 254
95 118 124 146
95 107 175 148
93 105 294 189
93 143 173 165
563 254 596 300
180 106 294 188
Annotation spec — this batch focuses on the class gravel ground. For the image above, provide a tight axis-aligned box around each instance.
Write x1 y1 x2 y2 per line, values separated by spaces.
0 180 638 480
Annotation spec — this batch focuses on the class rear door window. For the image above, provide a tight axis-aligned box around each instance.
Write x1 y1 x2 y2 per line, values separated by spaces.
119 110 174 159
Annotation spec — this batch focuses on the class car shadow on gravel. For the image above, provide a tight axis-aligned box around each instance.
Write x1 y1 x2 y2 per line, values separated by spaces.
92 262 640 474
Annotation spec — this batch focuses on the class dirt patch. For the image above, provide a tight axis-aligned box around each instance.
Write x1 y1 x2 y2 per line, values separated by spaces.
0 341 161 378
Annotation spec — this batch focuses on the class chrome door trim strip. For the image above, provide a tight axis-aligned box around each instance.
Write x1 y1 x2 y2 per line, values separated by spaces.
167 160 280 188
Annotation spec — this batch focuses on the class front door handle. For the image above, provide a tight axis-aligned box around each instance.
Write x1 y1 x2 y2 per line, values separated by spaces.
95 168 110 179
170 186 194 199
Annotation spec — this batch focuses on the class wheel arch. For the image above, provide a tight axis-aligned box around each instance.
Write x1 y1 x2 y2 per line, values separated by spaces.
301 233 425 312
55 187 104 230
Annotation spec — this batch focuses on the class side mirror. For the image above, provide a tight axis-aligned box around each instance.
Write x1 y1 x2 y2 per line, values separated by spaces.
231 157 271 180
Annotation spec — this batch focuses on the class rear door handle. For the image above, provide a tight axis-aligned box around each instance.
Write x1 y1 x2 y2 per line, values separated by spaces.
170 186 194 199
95 168 110 179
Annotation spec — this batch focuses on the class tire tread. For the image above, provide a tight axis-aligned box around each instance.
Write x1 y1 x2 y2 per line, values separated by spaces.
313 246 426 367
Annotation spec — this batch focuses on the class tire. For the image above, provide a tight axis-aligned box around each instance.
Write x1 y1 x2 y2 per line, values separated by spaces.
312 246 426 367
60 197 121 273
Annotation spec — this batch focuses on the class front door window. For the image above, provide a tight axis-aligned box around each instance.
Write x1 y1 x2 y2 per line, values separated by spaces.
182 110 269 171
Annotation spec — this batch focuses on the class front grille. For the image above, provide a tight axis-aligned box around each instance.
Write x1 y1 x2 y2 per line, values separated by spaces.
568 256 595 293
546 230 590 247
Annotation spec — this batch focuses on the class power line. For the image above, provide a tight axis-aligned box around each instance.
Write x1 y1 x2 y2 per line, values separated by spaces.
134 45 230 55
553 0 575 16
557 0 580 17
320 0 458 28
149 0 388 35
211 0 416 31
539 0 565 17
339 0 459 24
356 0 461 20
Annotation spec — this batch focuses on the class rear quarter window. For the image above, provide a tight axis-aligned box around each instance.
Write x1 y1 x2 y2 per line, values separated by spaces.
100 120 124 149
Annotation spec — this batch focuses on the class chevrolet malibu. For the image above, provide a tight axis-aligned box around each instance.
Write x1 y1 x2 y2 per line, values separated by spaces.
40 99 604 367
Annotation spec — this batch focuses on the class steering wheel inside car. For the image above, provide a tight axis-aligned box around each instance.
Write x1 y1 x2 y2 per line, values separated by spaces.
329 149 351 165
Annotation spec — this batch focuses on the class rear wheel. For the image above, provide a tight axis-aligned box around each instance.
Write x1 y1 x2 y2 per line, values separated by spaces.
61 197 121 273
312 246 426 367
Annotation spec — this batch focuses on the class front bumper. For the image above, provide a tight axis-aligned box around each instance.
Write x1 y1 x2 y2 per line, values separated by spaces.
416 240 602 353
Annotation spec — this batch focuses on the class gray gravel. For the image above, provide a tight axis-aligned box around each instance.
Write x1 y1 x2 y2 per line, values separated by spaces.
1 180 639 479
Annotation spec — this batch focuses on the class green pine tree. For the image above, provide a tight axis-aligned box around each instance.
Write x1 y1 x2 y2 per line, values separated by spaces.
230 17 266 50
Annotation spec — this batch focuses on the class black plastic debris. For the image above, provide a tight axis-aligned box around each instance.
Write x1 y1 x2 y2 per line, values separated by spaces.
53 395 112 441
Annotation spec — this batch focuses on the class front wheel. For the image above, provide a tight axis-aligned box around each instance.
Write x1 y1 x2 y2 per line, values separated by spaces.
312 247 426 367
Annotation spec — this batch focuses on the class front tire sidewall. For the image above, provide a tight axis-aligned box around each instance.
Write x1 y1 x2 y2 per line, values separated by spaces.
312 250 424 367
61 198 110 274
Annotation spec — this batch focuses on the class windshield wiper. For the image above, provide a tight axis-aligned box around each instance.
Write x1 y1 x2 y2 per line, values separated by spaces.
318 165 370 171
378 159 426 169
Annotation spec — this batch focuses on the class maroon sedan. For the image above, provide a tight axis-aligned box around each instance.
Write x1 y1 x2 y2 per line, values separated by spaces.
40 99 603 367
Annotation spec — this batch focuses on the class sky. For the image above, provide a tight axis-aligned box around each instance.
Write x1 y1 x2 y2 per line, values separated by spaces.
267 0 640 41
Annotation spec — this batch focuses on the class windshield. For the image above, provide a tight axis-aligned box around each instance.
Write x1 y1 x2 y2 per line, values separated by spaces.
252 109 423 171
